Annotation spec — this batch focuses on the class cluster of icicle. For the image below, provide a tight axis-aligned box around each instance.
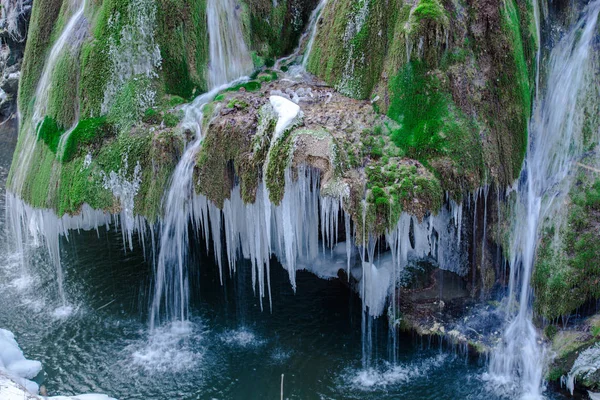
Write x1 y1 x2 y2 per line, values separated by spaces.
182 164 466 318
5 193 150 306
561 343 600 396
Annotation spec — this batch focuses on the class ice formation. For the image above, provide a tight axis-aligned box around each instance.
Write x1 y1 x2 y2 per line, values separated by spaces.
562 343 600 395
0 329 116 399
181 165 465 317
5 193 149 307
0 328 42 394
269 95 302 140
101 158 143 251
0 0 29 41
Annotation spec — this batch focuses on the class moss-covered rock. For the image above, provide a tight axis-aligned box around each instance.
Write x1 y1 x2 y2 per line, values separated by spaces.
534 176 600 320
307 0 536 188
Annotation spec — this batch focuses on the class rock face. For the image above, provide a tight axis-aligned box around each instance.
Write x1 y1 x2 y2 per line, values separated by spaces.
0 0 31 123
305 0 536 188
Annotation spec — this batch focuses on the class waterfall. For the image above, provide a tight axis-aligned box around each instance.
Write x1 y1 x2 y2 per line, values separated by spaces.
206 0 253 88
301 0 328 69
150 0 251 329
6 0 87 310
487 1 600 397
10 0 86 196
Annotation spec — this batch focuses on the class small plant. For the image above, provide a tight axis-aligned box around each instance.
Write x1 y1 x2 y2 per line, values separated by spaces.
544 324 558 340
163 113 181 128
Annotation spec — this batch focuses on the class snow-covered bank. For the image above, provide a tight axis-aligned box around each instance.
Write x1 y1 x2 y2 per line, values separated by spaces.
0 329 116 400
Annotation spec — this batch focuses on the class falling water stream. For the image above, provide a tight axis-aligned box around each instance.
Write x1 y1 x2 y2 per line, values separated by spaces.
7 0 87 311
488 1 600 397
150 0 252 329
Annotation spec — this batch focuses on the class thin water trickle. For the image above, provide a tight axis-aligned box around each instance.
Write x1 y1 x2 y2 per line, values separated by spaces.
487 1 600 397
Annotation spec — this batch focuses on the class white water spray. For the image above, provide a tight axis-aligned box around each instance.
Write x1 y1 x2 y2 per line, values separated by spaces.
488 2 600 397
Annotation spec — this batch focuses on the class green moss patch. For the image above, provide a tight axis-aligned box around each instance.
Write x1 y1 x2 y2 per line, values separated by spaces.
534 179 600 319
37 116 65 153
62 117 117 163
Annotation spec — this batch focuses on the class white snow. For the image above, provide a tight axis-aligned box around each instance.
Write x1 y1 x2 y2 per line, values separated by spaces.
269 95 301 140
0 329 117 400
0 328 42 394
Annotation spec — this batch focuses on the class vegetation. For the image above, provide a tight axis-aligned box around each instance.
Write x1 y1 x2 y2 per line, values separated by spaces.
37 116 65 154
534 179 600 319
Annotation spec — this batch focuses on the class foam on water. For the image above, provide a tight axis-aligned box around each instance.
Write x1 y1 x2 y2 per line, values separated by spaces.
342 354 449 391
129 321 204 373
220 328 266 348
52 305 75 320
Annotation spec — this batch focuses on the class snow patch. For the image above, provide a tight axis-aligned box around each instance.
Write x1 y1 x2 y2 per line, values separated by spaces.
269 95 302 140
0 328 42 393
0 329 117 399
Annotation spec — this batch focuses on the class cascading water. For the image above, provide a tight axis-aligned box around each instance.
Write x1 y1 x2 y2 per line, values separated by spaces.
10 0 86 196
487 1 600 397
301 0 328 69
205 0 253 88
6 0 87 311
150 0 252 328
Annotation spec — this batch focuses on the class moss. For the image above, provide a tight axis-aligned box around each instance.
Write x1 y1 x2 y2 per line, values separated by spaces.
265 130 294 204
79 39 110 118
78 0 132 118
547 367 564 382
364 155 443 235
47 49 80 128
240 0 318 60
142 108 161 124
411 0 448 25
226 80 262 93
545 324 558 340
61 117 117 163
387 61 483 194
163 112 181 128
227 98 249 109
106 78 156 131
157 0 209 98
534 179 600 319
37 116 65 154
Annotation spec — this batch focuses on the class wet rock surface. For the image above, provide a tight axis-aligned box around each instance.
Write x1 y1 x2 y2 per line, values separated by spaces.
0 0 31 123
